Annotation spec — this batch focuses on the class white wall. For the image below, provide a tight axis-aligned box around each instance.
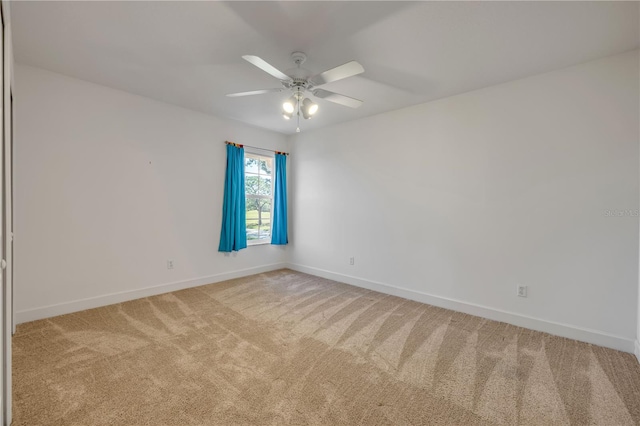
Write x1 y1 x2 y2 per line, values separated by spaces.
14 52 640 353
14 65 289 321
289 50 640 351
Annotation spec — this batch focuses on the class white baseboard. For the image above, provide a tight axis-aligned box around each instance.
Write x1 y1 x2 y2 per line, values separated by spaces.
15 260 637 355
286 263 636 354
15 263 288 324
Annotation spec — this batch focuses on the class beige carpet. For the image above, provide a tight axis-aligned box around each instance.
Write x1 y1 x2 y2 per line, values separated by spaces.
13 269 640 425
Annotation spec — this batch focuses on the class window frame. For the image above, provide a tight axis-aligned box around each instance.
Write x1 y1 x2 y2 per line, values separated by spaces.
244 149 275 246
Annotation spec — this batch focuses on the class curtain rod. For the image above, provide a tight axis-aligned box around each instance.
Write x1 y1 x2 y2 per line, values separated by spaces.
225 141 289 156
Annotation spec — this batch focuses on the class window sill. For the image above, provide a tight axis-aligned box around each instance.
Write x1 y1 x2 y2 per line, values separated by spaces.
248 241 271 247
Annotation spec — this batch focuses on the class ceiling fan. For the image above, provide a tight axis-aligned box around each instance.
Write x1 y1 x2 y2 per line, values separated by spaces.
227 52 364 131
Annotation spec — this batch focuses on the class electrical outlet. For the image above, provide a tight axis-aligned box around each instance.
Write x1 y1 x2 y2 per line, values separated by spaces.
349 257 355 265
517 285 527 298
167 260 174 270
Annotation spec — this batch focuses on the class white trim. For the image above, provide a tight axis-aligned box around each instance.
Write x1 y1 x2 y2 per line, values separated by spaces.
286 263 636 354
248 241 271 247
635 340 640 364
15 263 287 324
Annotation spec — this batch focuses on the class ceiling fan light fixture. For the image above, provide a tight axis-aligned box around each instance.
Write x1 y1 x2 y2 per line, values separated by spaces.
283 96 296 114
229 52 364 130
301 98 318 119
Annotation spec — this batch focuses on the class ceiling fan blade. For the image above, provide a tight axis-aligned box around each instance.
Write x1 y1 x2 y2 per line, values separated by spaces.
313 89 363 109
242 55 292 82
226 88 285 97
309 61 364 86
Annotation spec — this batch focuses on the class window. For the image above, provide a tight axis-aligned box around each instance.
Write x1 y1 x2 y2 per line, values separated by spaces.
245 152 273 245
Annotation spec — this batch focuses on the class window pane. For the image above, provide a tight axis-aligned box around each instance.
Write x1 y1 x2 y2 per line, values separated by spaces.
260 158 272 175
245 156 259 174
245 175 260 195
246 214 259 240
259 225 271 239
246 198 271 241
256 199 271 240
260 176 272 196
246 197 258 219
255 199 271 224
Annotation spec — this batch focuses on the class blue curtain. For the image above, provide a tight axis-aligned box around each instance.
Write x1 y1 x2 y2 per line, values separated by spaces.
271 153 288 245
218 144 247 252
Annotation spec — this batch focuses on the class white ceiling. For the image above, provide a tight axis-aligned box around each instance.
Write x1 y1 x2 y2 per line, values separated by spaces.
11 1 639 135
